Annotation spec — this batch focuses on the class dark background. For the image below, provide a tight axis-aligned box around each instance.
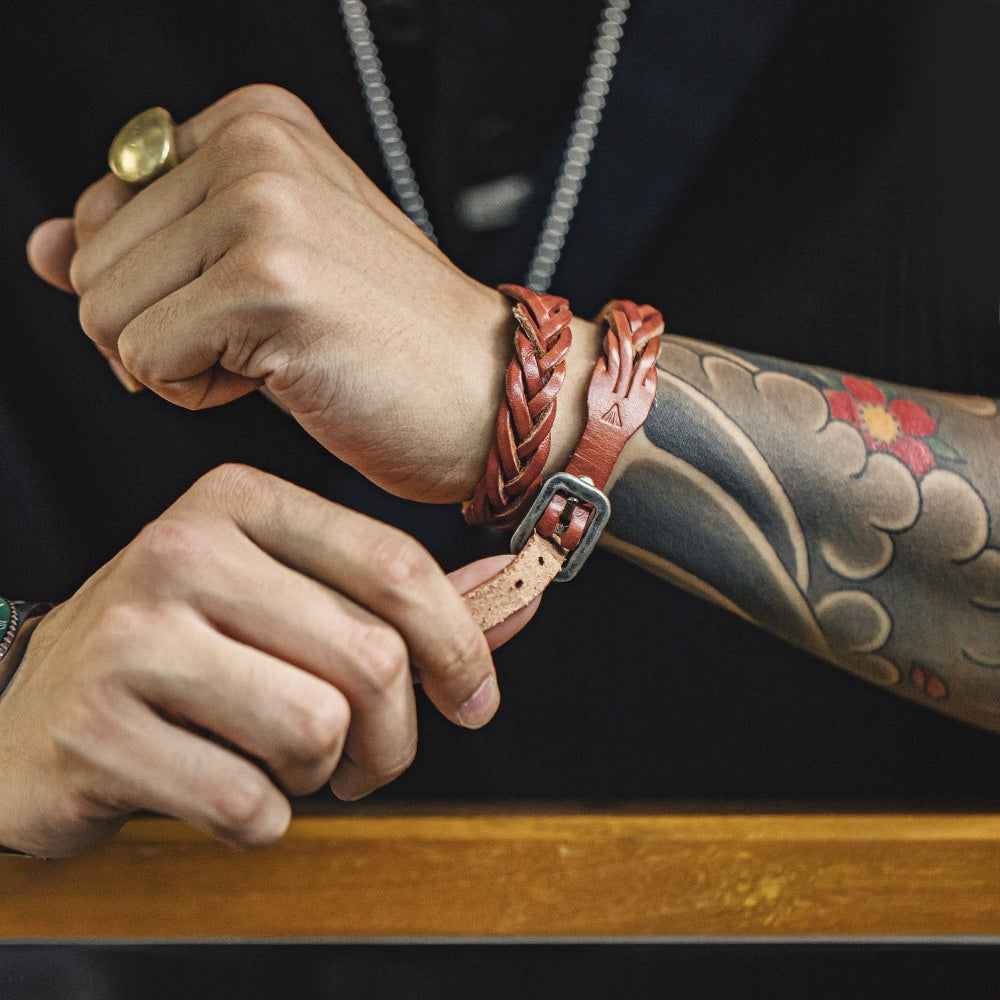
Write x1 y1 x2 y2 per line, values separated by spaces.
2 941 999 999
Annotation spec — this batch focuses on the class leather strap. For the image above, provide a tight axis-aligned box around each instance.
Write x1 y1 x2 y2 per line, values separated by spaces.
463 298 662 630
462 285 573 530
463 533 565 632
534 300 662 549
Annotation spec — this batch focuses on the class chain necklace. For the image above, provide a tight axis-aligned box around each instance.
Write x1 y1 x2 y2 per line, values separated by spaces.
339 0 629 293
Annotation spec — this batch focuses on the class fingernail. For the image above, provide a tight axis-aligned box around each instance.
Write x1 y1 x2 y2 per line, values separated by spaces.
457 675 499 729
107 357 144 393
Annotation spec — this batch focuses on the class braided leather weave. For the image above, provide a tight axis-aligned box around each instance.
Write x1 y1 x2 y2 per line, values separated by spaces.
463 284 574 529
534 299 663 551
462 297 662 631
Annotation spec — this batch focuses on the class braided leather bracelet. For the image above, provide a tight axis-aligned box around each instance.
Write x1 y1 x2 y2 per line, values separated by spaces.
463 293 662 630
462 285 574 529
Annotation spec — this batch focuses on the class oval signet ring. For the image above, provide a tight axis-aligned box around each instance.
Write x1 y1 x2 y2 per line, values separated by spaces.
108 106 178 186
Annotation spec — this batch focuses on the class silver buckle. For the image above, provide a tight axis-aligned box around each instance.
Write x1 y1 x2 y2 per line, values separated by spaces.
510 472 611 582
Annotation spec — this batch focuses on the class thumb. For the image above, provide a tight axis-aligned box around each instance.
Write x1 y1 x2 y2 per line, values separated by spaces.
450 554 542 650
26 218 77 294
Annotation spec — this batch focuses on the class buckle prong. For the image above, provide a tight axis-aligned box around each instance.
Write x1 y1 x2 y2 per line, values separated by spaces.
510 472 612 582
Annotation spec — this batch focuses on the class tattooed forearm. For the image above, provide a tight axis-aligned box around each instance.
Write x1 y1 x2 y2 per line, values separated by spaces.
604 335 1000 731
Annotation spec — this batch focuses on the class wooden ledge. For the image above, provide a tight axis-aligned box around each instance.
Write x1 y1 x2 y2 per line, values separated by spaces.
3 809 1000 938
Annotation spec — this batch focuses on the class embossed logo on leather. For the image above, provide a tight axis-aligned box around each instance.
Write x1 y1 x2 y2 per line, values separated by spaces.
601 403 624 426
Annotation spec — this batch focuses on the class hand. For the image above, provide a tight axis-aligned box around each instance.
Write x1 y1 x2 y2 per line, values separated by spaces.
0 465 534 858
28 85 599 504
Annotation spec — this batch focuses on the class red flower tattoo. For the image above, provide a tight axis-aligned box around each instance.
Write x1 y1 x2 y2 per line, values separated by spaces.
824 376 941 478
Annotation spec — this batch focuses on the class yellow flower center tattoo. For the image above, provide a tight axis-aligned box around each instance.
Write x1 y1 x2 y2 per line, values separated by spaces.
859 404 901 444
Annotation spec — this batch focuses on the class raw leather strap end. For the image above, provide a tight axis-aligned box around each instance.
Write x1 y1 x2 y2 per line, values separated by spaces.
462 533 565 632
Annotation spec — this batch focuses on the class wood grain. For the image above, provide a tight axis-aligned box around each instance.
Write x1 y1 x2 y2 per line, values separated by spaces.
2 809 999 938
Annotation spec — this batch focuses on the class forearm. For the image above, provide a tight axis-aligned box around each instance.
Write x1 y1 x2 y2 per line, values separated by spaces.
603 334 1000 731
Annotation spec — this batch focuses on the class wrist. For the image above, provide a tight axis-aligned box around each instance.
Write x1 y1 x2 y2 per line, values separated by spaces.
456 286 518 500
463 292 661 542
450 286 592 505
460 298 662 629
0 601 50 698
0 601 52 858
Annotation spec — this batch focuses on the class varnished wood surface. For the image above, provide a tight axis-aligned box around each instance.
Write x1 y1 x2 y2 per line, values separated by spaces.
2 808 999 939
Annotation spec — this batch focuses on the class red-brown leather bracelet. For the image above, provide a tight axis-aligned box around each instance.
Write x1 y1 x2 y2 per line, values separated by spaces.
462 284 574 530
463 297 663 630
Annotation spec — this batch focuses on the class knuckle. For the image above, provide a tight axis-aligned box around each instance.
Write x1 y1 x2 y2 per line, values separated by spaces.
76 289 110 346
129 515 213 579
358 740 420 795
366 747 417 791
114 314 157 383
72 189 102 238
332 740 418 801
85 602 149 661
193 461 269 507
236 234 308 302
367 530 436 598
286 689 350 764
209 111 298 168
72 179 122 247
223 169 303 224
189 462 293 529
206 771 276 837
68 253 89 299
225 84 312 121
353 621 410 695
381 740 418 782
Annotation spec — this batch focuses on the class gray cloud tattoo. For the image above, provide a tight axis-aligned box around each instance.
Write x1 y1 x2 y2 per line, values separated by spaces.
606 338 1000 695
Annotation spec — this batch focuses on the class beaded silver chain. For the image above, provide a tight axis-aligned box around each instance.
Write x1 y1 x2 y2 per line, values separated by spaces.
339 0 629 292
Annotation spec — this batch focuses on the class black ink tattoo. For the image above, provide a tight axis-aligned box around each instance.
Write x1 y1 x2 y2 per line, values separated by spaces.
604 336 1000 730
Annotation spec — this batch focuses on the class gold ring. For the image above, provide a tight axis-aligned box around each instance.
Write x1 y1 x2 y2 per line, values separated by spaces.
108 106 178 186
